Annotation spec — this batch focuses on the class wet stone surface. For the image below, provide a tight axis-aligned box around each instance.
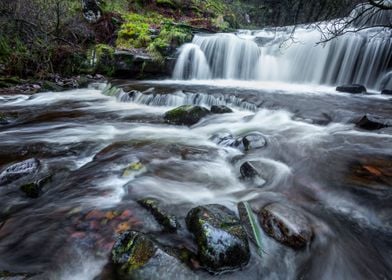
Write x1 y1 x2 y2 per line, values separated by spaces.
186 204 250 273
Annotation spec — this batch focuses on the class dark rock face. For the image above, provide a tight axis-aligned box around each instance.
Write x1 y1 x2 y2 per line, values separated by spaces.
211 105 233 114
356 115 390 130
235 132 267 151
381 89 392 95
164 105 210 126
186 204 250 272
336 84 367 94
259 203 313 249
112 231 197 279
0 158 40 186
138 198 179 232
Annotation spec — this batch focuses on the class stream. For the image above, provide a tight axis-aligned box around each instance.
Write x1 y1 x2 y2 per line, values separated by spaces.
0 80 391 279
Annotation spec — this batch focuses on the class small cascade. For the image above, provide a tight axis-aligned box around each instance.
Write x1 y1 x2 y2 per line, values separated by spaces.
172 7 392 90
117 89 258 111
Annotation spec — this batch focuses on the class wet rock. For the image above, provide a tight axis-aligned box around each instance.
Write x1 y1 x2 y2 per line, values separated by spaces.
0 271 33 279
381 89 392 95
20 174 52 198
348 157 392 189
186 204 250 272
138 198 179 232
235 132 267 151
41 81 64 92
164 105 210 126
336 84 367 94
210 132 236 147
0 158 40 186
240 161 267 186
259 203 313 249
210 105 233 114
355 114 390 130
112 231 197 279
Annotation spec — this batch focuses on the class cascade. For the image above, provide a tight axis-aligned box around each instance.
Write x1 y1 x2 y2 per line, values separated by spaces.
173 6 392 90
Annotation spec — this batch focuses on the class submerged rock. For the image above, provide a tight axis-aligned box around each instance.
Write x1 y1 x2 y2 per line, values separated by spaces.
138 198 179 232
20 174 52 198
210 105 233 114
240 161 267 186
259 203 313 249
164 105 210 126
336 84 367 94
381 89 392 95
0 158 40 186
210 132 236 147
235 132 267 151
112 231 197 279
356 114 390 130
186 204 250 272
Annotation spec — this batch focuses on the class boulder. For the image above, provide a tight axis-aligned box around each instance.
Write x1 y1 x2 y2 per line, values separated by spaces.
356 114 390 130
381 89 392 95
235 132 267 151
186 204 250 272
112 231 197 279
336 84 367 94
138 198 179 232
0 158 40 186
210 105 233 114
259 203 313 249
164 105 210 126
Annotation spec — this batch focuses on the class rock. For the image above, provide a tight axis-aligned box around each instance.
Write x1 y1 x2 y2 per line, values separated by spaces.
82 0 102 23
240 161 267 186
210 132 236 147
0 271 33 279
210 105 233 114
20 174 52 198
0 158 40 186
164 105 210 126
356 114 390 130
336 84 367 94
186 204 250 272
138 198 179 232
235 132 267 151
112 231 197 279
259 203 313 249
41 81 64 92
381 89 392 95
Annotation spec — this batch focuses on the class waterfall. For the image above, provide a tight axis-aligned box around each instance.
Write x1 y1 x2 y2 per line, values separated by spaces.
173 9 392 90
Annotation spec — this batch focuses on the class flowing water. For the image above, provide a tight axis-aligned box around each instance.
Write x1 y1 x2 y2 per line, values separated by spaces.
0 81 391 279
173 6 392 90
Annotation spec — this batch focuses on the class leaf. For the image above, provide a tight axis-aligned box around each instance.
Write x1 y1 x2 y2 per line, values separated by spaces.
242 201 264 257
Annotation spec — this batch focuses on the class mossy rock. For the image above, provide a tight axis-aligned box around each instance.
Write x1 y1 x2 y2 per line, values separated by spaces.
164 105 210 126
41 81 64 92
186 204 250 272
156 0 178 9
112 231 198 279
138 198 179 232
112 231 157 275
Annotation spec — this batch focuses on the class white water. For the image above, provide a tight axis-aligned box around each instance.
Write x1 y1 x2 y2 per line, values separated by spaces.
173 7 392 91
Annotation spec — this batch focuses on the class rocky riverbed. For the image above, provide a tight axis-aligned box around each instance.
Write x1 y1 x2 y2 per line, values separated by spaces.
0 81 391 279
